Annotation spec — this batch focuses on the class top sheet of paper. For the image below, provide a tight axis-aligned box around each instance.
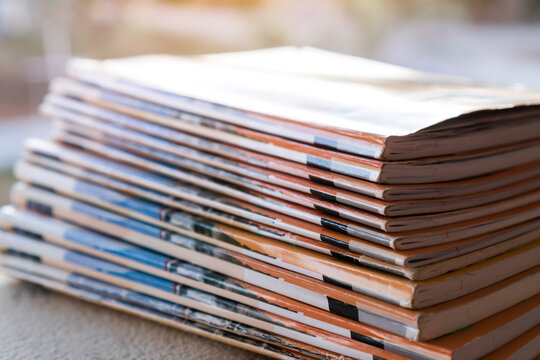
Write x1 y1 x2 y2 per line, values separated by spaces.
68 46 540 137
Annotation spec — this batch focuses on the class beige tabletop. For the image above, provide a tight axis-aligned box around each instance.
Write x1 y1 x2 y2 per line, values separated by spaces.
0 274 268 359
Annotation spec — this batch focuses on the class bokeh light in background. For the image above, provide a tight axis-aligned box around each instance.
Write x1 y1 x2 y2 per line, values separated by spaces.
1 0 540 202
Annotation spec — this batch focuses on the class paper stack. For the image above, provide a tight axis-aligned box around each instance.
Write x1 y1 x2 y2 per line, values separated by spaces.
1 47 539 360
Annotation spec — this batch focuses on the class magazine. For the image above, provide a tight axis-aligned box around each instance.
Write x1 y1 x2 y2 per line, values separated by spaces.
5 186 539 341
64 47 540 162
41 103 540 233
481 324 539 360
42 87 540 201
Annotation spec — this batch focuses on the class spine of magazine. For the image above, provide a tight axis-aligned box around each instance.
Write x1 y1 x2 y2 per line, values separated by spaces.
0 233 407 360
50 121 540 236
52 117 386 219
50 130 393 237
23 141 540 269
49 79 387 199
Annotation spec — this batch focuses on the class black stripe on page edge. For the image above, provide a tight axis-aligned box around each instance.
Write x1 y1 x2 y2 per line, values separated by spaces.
327 297 359 322
308 175 335 187
351 332 385 349
30 150 61 162
322 275 353 291
5 249 42 264
330 250 358 265
320 218 348 234
309 189 338 202
314 205 341 218
320 234 350 250
12 227 45 241
26 200 53 217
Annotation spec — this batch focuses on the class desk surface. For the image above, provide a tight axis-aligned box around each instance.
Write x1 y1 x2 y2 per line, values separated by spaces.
0 274 268 359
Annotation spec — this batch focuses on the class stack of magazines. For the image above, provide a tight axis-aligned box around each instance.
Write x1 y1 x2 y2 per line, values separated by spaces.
1 47 539 360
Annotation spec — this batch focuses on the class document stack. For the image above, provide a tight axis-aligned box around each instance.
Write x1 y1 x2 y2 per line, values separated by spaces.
1 47 539 360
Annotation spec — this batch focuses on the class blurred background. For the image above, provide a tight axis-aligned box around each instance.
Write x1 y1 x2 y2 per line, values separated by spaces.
1 0 540 203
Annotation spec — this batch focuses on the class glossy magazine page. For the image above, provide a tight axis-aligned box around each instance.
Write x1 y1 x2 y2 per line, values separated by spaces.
49 78 540 183
2 208 537 352
51 126 539 232
4 184 539 340
0 208 433 351
8 183 421 310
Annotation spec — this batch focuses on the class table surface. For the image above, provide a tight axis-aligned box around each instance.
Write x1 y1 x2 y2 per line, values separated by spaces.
0 274 269 359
